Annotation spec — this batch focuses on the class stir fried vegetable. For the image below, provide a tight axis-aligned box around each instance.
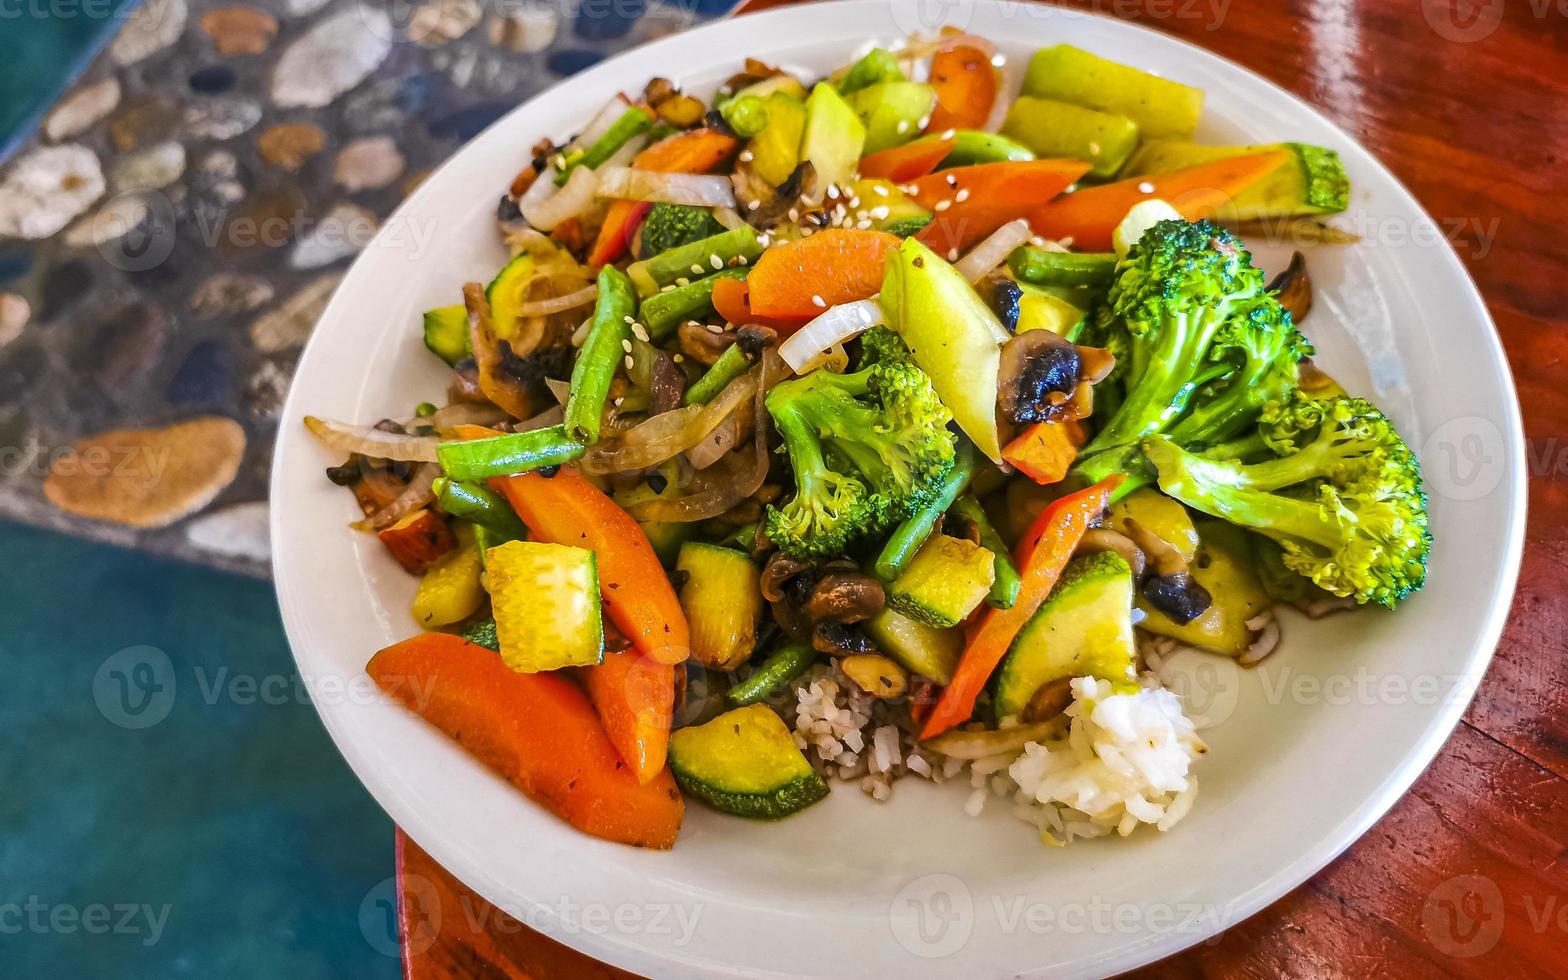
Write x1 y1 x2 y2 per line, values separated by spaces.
311 34 1431 850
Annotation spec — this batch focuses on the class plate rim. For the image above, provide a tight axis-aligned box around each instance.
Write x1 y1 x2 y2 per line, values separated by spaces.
269 3 1529 976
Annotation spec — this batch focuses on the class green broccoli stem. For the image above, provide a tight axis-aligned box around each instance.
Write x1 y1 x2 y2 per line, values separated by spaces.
1077 313 1226 459
875 441 975 582
1066 443 1153 502
1006 247 1117 288
564 266 637 444
951 494 1020 609
1143 438 1343 551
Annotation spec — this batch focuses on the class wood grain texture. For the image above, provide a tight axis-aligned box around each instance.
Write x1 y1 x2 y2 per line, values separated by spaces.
400 0 1568 975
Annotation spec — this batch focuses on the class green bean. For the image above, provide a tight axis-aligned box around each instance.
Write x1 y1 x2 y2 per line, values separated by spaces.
627 226 763 298
939 131 1035 167
436 424 583 481
564 266 637 444
640 267 748 341
951 494 1020 609
1007 247 1118 288
875 441 976 583
433 477 530 541
684 344 754 406
726 642 818 707
555 106 653 185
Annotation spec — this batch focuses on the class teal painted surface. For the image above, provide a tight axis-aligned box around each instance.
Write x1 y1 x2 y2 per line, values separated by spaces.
0 521 399 978
0 4 134 159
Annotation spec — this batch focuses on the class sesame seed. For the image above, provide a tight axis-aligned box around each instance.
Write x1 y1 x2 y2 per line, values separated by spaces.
1060 235 1075 247
1088 142 1102 155
622 314 634 324
934 200 952 212
660 284 675 293
748 199 761 211
896 119 910 134
900 184 918 195
623 355 635 370
676 277 690 287
945 174 957 187
955 189 970 203
739 150 754 162
787 208 799 221
705 323 724 334
946 248 958 261
632 324 650 342
941 129 956 140
856 219 872 229
613 396 624 407
621 339 633 353
848 196 860 208
673 353 684 363
916 115 931 130
736 255 749 265
710 254 724 270
1138 181 1155 194
812 294 826 308
827 185 840 200
990 53 1006 67
872 185 889 197
691 263 705 275
869 205 890 220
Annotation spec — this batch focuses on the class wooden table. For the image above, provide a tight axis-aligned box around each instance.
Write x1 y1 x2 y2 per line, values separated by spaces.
398 0 1568 975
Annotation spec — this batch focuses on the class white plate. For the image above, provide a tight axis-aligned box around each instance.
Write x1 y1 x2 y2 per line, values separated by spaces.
271 4 1527 976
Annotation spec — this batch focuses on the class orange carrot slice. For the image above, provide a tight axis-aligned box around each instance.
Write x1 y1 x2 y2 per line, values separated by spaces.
910 160 1090 254
746 229 901 319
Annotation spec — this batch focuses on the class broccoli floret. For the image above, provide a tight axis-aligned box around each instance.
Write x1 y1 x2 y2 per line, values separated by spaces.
1142 392 1431 608
637 204 725 258
1070 219 1310 494
764 355 956 559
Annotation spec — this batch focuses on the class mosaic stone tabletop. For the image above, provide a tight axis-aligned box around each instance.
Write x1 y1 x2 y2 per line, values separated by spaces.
0 0 735 578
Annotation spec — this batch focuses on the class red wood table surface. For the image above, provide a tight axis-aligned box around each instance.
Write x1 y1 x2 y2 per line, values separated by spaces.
397 1 1568 975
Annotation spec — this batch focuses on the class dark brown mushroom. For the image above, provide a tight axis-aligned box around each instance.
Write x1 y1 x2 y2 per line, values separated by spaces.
760 552 813 603
997 329 1116 427
1268 251 1312 323
811 620 876 656
805 573 886 623
1124 519 1212 624
677 321 734 365
1021 677 1075 723
647 350 687 415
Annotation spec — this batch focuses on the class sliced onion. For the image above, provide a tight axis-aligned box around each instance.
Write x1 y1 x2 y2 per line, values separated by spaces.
565 96 630 156
686 397 753 469
351 463 438 531
594 167 735 208
425 402 507 433
545 378 572 406
626 350 786 522
517 162 558 216
602 133 645 170
304 417 439 462
711 206 747 231
516 282 597 317
779 299 884 372
957 218 1033 283
580 371 756 474
516 404 564 433
521 164 598 231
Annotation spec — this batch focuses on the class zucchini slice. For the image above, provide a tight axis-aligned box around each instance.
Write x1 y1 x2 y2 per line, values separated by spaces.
1122 140 1350 220
422 304 470 366
669 705 829 819
992 551 1138 720
1001 96 1138 178
863 606 961 685
1136 521 1270 657
1021 44 1203 140
675 542 762 670
484 252 537 342
484 540 603 672
885 533 995 628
